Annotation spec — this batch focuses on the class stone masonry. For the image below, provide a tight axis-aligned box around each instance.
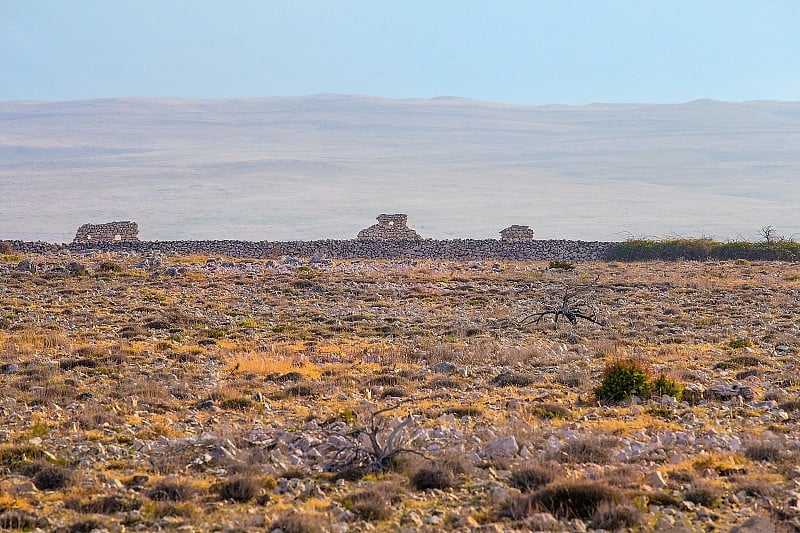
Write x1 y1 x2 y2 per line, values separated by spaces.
74 221 140 243
357 214 422 240
12 238 615 262
500 225 535 242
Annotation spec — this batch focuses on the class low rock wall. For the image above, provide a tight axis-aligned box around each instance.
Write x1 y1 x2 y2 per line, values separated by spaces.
7 239 616 261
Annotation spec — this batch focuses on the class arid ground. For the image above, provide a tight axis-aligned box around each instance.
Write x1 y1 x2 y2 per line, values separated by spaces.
1 250 799 532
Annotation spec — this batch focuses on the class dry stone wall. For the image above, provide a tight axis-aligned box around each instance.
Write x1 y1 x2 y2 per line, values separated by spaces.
10 238 615 261
74 221 139 243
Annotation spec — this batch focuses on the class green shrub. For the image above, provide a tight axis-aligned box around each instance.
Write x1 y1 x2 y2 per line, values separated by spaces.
530 402 573 420
728 338 752 349
295 266 317 279
652 374 683 400
99 261 124 272
595 359 652 402
607 237 800 262
548 260 575 270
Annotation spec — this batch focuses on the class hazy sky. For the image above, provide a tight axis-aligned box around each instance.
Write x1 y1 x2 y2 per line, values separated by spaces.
2 1 799 104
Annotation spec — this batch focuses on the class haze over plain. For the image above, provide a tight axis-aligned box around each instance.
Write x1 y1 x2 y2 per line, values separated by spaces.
1 2 799 242
2 95 799 243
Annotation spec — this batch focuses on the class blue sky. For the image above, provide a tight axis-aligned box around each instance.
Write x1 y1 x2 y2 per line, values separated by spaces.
2 0 799 104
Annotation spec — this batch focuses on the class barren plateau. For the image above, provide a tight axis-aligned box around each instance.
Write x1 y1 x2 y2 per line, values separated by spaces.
0 249 799 532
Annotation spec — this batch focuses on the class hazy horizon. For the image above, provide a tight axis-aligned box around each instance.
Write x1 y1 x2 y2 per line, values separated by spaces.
3 2 799 105
2 95 798 243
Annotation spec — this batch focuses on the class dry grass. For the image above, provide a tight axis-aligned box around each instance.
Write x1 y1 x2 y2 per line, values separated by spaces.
1 255 799 530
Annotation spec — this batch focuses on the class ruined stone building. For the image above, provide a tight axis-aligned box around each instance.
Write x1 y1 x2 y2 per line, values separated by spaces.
500 225 535 242
74 221 140 243
357 214 422 240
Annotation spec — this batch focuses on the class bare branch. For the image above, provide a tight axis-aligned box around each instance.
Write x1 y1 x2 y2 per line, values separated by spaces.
519 277 605 328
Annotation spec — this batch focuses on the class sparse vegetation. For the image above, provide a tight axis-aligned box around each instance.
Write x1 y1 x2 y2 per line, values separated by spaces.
548 259 575 270
595 359 652 402
1 253 798 530
608 236 800 261
508 464 558 492
410 466 457 490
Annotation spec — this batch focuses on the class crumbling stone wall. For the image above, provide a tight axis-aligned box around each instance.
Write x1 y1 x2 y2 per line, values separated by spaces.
357 214 422 240
74 221 139 243
500 225 535 242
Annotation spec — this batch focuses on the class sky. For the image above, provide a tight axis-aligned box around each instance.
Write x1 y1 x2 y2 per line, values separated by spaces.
2 0 799 105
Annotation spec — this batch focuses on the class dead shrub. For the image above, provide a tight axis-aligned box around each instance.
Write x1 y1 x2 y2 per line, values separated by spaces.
503 480 622 521
218 474 263 502
554 370 589 388
342 488 394 521
424 376 464 390
270 510 327 533
443 405 483 417
31 463 72 490
590 502 643 530
491 372 535 387
65 495 143 514
147 478 196 501
647 490 682 507
366 374 404 387
744 442 784 463
410 467 456 491
0 510 39 531
556 437 615 464
508 463 559 492
281 384 316 398
682 483 722 508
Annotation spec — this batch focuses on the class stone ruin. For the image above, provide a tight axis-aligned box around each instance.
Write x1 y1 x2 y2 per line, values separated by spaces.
357 214 422 240
74 221 140 243
500 225 535 242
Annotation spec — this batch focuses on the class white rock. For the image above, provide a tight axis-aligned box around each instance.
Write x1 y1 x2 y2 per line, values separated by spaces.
482 436 519 459
645 471 669 489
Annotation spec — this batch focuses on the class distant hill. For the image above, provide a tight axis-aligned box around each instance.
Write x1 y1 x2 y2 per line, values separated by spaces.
1 95 798 242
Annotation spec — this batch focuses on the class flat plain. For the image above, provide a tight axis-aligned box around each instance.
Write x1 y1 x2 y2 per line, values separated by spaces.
2 96 800 242
1 249 799 531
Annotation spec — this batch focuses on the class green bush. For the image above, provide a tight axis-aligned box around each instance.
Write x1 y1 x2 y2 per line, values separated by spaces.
607 236 800 261
728 338 752 349
652 374 683 400
595 359 651 402
548 260 575 270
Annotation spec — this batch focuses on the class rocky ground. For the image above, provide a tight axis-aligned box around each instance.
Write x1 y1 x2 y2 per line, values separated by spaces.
0 249 799 532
